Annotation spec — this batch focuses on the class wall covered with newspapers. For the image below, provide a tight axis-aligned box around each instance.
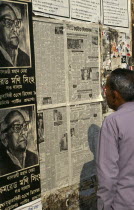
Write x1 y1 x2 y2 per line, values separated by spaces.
32 1 132 208
0 0 132 209
33 18 102 194
0 0 41 209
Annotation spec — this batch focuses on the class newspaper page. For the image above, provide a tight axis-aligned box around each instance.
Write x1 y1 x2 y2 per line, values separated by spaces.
67 23 101 103
101 26 131 118
70 102 102 184
103 0 129 27
33 19 66 108
32 0 69 18
102 27 131 71
39 107 69 192
71 0 100 23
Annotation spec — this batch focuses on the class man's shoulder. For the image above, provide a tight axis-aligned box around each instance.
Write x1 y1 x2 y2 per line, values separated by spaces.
104 111 117 122
105 102 134 123
26 149 38 158
25 149 38 166
18 48 29 57
17 48 30 66
102 111 120 129
0 50 13 67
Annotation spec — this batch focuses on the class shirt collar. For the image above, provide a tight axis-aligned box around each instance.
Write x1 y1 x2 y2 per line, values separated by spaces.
0 44 18 66
6 149 26 169
117 101 134 111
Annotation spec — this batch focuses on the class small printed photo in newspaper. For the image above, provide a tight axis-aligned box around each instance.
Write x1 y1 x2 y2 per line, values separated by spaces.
81 68 91 80
55 26 64 35
53 109 63 126
60 133 68 151
37 112 44 144
67 38 84 52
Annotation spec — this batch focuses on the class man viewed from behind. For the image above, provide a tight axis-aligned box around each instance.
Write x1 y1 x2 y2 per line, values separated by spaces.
0 3 30 67
97 68 134 210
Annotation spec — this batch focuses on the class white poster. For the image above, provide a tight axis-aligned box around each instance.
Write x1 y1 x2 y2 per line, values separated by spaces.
32 0 69 18
15 199 42 210
71 0 100 23
103 0 128 27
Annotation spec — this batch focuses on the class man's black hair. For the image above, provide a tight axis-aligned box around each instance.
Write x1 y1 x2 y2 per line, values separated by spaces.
0 3 16 17
107 68 134 101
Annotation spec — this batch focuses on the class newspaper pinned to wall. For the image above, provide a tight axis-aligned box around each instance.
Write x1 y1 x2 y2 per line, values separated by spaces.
67 23 101 103
32 0 100 23
103 0 129 27
33 17 102 193
101 26 131 117
37 102 102 191
101 26 131 72
70 0 100 23
33 18 102 110
32 0 70 18
70 103 101 184
34 19 66 108
39 107 69 191
32 0 129 28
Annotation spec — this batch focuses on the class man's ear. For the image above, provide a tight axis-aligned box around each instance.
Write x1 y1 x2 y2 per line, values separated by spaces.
113 90 120 99
113 90 125 106
114 90 123 100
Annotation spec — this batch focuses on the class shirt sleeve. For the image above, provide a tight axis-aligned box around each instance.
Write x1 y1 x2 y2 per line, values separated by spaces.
96 117 119 210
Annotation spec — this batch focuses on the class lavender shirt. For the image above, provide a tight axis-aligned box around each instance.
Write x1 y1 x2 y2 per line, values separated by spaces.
97 102 134 210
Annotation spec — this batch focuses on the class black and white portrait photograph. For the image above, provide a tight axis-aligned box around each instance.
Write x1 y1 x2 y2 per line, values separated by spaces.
67 38 84 51
37 112 44 144
92 35 98 45
91 67 99 81
0 1 31 68
81 68 91 80
55 26 63 35
0 105 38 176
53 109 63 126
42 97 52 105
60 133 68 151
70 127 75 137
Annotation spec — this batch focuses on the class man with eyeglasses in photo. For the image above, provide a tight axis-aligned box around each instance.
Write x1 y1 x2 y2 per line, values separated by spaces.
0 3 30 67
0 110 38 176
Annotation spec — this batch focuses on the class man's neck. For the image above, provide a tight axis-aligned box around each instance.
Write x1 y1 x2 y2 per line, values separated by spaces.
6 47 16 64
9 148 26 168
0 42 17 65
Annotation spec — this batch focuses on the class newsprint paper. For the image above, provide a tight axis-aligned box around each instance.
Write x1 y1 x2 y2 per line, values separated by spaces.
103 0 129 27
33 17 102 192
71 0 100 23
33 18 102 109
32 0 69 18
67 22 101 103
